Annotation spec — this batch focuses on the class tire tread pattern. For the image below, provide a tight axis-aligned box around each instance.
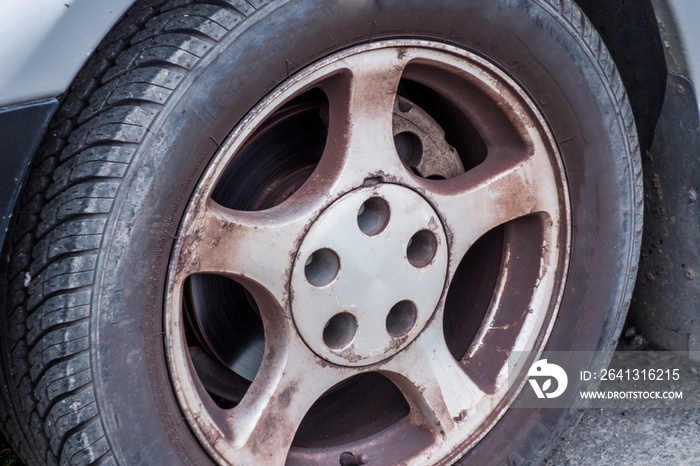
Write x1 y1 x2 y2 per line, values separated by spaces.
0 1 641 465
0 1 261 464
530 0 643 463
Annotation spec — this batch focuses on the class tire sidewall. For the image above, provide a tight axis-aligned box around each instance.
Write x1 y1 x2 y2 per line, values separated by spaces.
93 1 637 464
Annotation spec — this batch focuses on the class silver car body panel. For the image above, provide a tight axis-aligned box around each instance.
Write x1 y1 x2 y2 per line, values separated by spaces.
667 0 700 103
0 0 136 107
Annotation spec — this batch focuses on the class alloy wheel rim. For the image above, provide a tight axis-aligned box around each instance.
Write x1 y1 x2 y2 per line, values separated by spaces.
165 40 571 465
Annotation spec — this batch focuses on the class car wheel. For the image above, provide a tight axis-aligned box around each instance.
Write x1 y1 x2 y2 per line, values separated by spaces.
0 1 641 465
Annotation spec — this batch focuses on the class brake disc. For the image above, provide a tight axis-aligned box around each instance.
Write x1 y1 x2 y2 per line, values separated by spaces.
393 95 465 179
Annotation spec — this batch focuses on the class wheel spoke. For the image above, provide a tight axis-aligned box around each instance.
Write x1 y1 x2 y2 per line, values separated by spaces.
421 138 562 272
295 48 412 199
220 337 346 464
173 198 313 303
381 322 489 437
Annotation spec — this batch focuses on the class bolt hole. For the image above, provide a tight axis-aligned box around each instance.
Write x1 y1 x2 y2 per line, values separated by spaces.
407 230 438 268
305 249 340 286
324 313 357 349
386 301 417 337
357 197 390 236
397 98 413 113
394 132 422 169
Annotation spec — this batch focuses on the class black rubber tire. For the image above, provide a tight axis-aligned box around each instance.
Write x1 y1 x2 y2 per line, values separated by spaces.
0 0 641 465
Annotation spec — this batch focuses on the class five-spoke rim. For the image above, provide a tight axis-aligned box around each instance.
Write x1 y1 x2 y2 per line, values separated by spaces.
165 40 570 465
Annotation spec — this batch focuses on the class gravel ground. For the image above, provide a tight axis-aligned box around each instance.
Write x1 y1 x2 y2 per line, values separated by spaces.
544 330 700 466
544 406 700 465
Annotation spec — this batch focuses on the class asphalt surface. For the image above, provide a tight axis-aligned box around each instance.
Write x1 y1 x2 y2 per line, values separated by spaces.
545 405 700 465
544 330 700 466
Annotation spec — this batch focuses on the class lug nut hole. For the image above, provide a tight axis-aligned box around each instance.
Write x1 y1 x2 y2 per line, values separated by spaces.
407 230 438 268
324 312 357 349
357 197 390 236
305 248 340 286
386 301 417 337
394 131 422 169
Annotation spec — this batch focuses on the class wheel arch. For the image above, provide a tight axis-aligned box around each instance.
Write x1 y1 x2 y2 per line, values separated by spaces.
0 0 137 108
575 0 668 155
576 0 700 354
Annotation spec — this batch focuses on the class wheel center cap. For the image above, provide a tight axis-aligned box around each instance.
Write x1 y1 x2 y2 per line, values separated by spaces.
290 183 448 366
